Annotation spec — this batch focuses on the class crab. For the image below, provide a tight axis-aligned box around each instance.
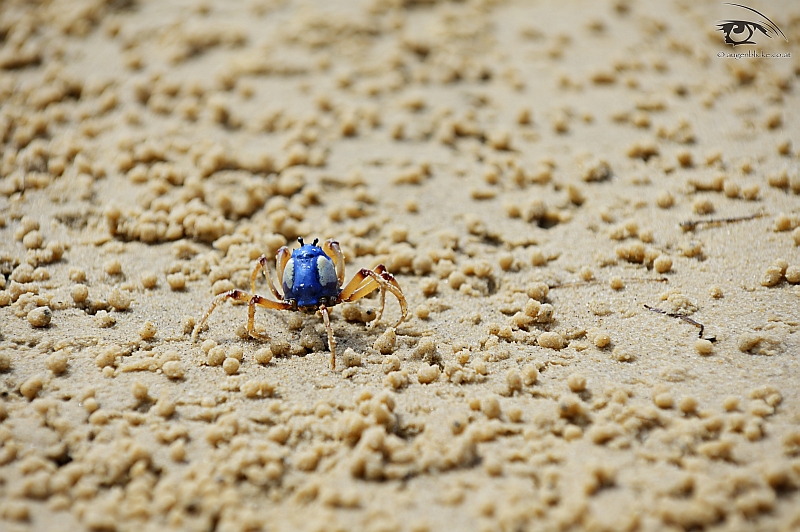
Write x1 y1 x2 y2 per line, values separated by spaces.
192 237 408 369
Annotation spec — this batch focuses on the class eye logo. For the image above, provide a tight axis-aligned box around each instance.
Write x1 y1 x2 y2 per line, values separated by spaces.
717 3 787 47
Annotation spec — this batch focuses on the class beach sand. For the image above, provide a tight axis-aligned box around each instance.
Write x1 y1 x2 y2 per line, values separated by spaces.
1 0 799 530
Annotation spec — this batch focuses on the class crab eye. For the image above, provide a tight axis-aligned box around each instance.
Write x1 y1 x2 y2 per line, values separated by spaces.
316 256 337 287
283 258 295 289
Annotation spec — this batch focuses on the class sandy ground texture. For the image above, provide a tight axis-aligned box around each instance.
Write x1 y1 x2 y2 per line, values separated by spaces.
1 0 800 530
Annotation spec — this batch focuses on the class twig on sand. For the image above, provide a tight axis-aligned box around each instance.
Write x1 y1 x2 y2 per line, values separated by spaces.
644 304 716 342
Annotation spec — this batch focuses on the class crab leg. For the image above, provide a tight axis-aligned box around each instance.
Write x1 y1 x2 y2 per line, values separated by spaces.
192 289 291 342
252 255 283 300
247 294 293 339
339 266 408 327
319 304 336 370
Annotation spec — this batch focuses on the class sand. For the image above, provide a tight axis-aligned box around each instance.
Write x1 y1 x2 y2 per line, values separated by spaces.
1 0 800 530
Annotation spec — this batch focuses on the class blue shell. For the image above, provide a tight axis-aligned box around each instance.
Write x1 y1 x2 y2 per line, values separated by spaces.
283 243 340 308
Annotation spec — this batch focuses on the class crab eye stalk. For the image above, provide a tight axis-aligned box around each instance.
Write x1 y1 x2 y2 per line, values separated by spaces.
313 238 319 246
297 237 305 246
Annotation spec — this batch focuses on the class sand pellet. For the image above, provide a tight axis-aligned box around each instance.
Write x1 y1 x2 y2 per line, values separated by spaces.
22 230 43 249
383 355 401 373
227 346 244 361
95 347 119 368
201 339 218 353
723 181 740 198
370 328 396 354
417 364 441 384
241 380 275 398
156 396 175 417
530 249 547 266
1 500 30 521
521 365 539 385
20 374 44 400
343 348 362 368
656 191 674 208
384 370 409 389
524 299 541 318
255 347 273 364
695 339 714 356
83 397 99 414
612 348 635 362
654 255 672 273
538 331 565 350
448 271 466 289
94 311 116 328
498 253 514 271
760 266 783 287
162 360 184 379
567 373 587 392
71 284 89 304
785 266 800 284
207 347 226 366
564 425 582 441
140 271 158 289
481 395 502 419
270 338 290 356
169 440 186 462
166 273 186 291
526 282 549 301
678 396 698 414
768 170 790 188
108 288 131 311
46 351 68 375
676 150 692 167
653 392 674 409
27 306 52 327
742 184 759 200
506 369 522 393
413 337 436 360
592 331 611 348
139 321 157 340
223 357 240 375
131 380 150 401
66 267 86 283
421 279 438 297
104 259 123 275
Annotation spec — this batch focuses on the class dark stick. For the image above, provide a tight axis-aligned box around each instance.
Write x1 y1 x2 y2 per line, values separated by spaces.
551 277 668 289
644 304 716 342
680 212 764 231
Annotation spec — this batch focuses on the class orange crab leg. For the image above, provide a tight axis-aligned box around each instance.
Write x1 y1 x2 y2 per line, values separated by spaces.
251 255 283 300
192 289 291 342
339 266 408 328
319 304 336 370
247 294 293 339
